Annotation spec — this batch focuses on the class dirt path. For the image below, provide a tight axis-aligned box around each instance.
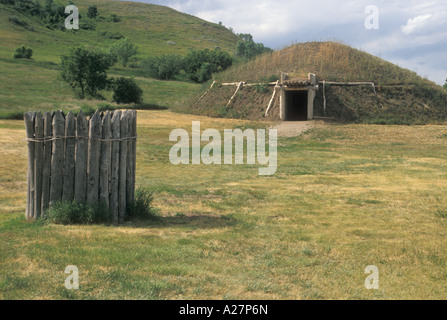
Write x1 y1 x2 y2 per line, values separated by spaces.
271 121 316 138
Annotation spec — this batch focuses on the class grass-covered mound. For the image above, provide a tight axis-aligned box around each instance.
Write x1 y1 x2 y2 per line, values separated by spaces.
189 42 447 124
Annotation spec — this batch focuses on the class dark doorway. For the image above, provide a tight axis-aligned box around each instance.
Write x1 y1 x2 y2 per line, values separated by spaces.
285 90 308 121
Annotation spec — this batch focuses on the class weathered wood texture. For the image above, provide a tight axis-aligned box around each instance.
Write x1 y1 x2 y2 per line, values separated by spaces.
62 112 76 202
99 111 111 208
50 111 65 206
110 111 121 224
24 110 137 223
74 111 88 204
119 111 129 224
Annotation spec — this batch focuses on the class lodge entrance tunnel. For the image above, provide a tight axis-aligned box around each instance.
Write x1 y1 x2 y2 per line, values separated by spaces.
284 90 308 121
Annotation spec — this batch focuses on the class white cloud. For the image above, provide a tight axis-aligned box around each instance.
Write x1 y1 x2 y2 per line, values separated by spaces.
401 14 432 35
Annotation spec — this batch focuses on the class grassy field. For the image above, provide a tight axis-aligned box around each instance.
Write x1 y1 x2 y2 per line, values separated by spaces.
1 110 447 300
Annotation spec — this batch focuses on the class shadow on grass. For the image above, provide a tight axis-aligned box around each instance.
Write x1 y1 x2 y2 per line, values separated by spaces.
124 214 238 230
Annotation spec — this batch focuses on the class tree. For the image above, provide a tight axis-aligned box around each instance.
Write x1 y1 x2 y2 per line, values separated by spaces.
444 79 447 90
183 48 232 83
109 38 138 68
13 45 33 59
60 46 114 99
235 34 273 60
112 77 143 104
142 54 183 80
87 5 98 19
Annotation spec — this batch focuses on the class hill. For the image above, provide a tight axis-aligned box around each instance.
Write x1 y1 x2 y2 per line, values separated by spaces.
189 42 447 124
0 0 240 116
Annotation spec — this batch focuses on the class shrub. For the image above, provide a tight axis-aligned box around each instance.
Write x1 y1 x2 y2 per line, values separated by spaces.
79 19 96 31
142 54 183 80
87 5 99 19
108 14 121 23
112 77 143 104
98 31 124 40
43 201 110 225
254 83 269 93
109 38 138 67
13 45 33 59
127 188 158 221
183 48 233 83
8 16 28 27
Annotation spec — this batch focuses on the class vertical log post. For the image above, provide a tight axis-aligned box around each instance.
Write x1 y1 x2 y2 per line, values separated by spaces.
110 111 121 224
24 112 36 221
131 111 137 202
62 111 76 202
99 111 111 208
87 111 101 206
126 111 134 207
41 112 52 214
74 111 88 204
119 111 128 224
50 111 65 206
34 112 44 220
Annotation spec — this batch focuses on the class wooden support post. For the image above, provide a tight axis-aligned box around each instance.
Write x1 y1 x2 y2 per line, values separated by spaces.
99 111 111 208
323 80 327 117
119 111 129 224
74 111 88 204
110 111 121 224
62 112 76 202
197 81 216 103
126 111 134 207
24 112 35 221
34 112 44 219
87 111 102 206
226 82 243 108
50 111 65 206
41 112 52 214
131 111 137 203
265 81 279 117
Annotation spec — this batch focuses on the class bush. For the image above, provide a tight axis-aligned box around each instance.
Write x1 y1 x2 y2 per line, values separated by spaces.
43 201 110 225
112 77 143 104
13 45 33 59
142 54 183 80
87 5 99 19
183 48 233 83
98 31 124 40
109 38 138 67
108 14 121 23
8 16 28 28
127 188 158 221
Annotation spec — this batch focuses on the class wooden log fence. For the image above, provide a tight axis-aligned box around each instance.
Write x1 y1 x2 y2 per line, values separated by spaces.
24 110 137 223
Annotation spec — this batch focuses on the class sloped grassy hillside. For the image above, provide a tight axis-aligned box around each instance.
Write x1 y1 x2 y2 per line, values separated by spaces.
0 0 239 116
190 42 447 124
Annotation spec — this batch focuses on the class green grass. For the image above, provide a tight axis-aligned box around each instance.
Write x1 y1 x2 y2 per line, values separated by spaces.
0 0 235 116
1 111 447 299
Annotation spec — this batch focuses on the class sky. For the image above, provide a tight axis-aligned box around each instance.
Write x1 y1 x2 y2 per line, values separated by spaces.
129 0 447 85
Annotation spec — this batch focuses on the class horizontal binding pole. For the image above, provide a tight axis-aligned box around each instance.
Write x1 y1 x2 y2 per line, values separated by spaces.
23 136 138 143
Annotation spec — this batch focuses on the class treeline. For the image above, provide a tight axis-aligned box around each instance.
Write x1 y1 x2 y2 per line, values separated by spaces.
142 49 233 83
235 33 273 60
143 33 272 83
